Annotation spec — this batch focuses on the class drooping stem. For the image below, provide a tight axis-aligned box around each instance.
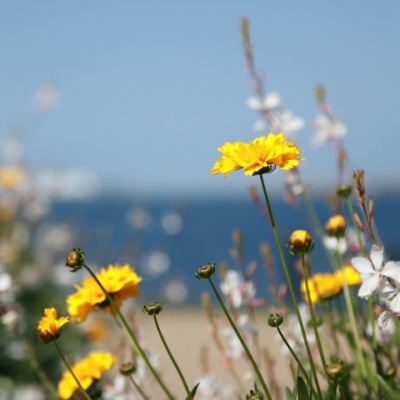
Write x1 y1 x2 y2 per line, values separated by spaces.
259 174 322 398
83 264 175 400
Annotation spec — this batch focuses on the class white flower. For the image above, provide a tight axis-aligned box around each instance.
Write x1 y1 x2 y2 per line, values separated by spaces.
311 114 346 148
367 316 395 344
323 236 348 254
246 92 280 111
351 245 400 298
220 270 256 308
254 108 304 141
196 374 234 400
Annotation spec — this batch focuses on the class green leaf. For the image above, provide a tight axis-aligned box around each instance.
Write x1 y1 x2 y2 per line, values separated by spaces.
285 386 294 400
185 382 200 399
296 376 309 400
323 383 336 400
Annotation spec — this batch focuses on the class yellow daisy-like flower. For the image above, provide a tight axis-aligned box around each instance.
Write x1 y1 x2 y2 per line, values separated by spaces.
211 133 304 177
0 166 26 190
301 273 342 304
335 265 361 286
67 264 142 322
57 351 115 399
37 307 69 343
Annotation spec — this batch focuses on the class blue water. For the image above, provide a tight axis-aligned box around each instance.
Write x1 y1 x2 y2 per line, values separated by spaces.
50 196 400 305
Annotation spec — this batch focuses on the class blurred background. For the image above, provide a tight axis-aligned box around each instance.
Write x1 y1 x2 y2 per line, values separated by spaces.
1 1 400 397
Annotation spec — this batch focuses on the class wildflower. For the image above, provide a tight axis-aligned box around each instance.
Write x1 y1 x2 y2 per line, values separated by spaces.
311 113 346 148
211 133 303 178
57 351 115 399
334 265 361 286
196 263 216 280
0 166 26 190
37 307 69 343
325 215 346 238
143 302 163 316
300 273 342 303
65 248 85 272
246 92 280 111
287 230 314 255
268 313 284 328
66 264 142 322
219 270 257 308
351 245 400 298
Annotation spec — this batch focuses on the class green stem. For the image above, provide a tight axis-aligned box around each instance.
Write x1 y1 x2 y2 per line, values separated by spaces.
83 264 175 400
276 326 319 399
259 174 322 398
153 315 192 399
301 254 327 370
207 277 272 400
53 341 91 400
334 250 368 382
127 375 150 400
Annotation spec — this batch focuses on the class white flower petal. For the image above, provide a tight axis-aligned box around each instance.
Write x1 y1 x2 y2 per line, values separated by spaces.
351 257 374 274
389 293 400 313
381 261 400 282
370 245 384 269
358 275 379 298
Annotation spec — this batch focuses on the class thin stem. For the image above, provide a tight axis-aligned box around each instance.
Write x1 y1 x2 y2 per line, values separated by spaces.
301 254 327 370
83 264 175 400
259 174 322 398
53 341 91 400
127 375 150 400
207 277 273 400
334 250 369 382
276 326 319 399
153 315 192 398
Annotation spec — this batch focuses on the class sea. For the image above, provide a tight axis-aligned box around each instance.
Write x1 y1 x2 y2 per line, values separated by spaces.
49 195 400 306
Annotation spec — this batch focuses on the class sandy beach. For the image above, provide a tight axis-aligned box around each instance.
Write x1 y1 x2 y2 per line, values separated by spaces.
135 308 291 399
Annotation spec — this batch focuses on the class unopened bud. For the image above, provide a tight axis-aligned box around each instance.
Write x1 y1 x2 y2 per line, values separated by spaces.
325 361 347 381
196 263 216 280
119 362 137 376
325 215 346 238
65 248 85 272
268 313 283 328
142 302 163 316
336 184 352 198
288 230 314 255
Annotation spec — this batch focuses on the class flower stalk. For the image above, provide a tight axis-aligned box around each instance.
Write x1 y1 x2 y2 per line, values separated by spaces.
82 264 175 400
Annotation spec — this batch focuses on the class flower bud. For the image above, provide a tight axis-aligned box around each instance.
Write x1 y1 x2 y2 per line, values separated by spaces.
142 302 163 316
288 230 314 255
268 313 283 328
336 184 352 198
385 366 396 379
65 248 85 272
325 361 347 381
325 215 346 238
119 362 137 376
246 388 264 400
195 263 216 280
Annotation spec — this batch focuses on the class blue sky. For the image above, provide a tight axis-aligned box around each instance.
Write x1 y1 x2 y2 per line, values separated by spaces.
1 2 399 199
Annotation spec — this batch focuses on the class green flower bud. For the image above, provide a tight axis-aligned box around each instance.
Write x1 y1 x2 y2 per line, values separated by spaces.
336 184 352 198
65 248 85 272
143 302 163 316
195 263 216 280
268 313 283 328
119 362 137 376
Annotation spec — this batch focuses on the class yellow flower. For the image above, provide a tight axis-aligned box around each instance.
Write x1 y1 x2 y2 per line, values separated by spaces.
211 133 304 177
67 264 142 322
57 351 115 399
335 265 361 286
288 230 314 255
301 273 342 304
0 166 26 190
325 214 347 237
37 307 69 343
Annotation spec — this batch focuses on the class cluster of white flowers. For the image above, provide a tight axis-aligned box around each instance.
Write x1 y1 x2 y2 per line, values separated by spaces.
351 245 400 330
247 92 304 142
